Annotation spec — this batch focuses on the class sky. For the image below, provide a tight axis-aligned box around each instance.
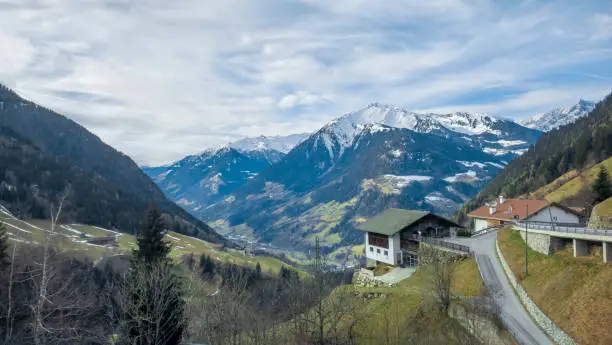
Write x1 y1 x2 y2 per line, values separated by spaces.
0 0 611 165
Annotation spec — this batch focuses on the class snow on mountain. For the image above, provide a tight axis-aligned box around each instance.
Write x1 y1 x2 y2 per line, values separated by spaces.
312 103 534 161
518 99 596 132
229 133 310 154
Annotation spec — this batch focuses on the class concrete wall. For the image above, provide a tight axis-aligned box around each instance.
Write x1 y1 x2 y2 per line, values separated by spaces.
496 241 577 345
604 242 612 263
365 232 395 265
474 218 489 232
518 230 565 255
526 206 579 224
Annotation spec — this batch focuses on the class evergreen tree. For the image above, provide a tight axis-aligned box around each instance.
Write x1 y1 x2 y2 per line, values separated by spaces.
593 166 612 203
255 262 262 278
134 206 170 264
121 206 185 345
0 222 9 269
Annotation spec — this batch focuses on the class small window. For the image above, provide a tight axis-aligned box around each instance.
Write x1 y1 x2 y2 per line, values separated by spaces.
370 247 373 252
377 249 381 254
384 250 388 256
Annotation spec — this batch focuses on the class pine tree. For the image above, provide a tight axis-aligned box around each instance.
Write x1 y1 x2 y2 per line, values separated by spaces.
255 262 262 278
121 206 185 345
592 166 612 203
0 222 9 269
134 206 171 264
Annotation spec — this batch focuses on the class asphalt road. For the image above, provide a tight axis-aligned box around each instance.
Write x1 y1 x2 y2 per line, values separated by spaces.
447 232 554 345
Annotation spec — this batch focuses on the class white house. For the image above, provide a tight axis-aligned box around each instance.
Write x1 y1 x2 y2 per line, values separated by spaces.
357 208 462 266
468 195 581 232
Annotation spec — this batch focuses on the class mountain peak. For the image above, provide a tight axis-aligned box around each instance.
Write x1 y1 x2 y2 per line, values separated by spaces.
518 99 597 132
229 133 310 154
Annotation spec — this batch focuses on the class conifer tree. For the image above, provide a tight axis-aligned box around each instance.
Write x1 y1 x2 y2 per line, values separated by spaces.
134 206 170 264
121 206 185 345
593 166 612 203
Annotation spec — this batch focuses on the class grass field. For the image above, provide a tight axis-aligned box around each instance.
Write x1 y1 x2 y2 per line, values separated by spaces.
534 157 612 203
1 212 294 274
338 257 498 344
498 228 612 345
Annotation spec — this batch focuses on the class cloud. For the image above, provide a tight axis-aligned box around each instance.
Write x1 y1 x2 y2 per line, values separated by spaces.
0 0 610 165
278 91 329 109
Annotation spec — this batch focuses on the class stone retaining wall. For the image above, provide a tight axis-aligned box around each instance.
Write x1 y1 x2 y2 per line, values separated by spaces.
352 268 394 288
495 241 577 345
517 230 565 255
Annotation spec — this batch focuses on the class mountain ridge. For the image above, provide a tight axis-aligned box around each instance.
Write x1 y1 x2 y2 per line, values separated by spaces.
518 99 597 132
0 83 221 242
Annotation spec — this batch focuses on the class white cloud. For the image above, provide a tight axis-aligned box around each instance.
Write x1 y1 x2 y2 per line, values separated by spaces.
278 91 329 109
0 0 610 165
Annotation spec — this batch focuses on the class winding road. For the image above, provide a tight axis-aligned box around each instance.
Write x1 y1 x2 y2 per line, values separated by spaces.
447 232 554 345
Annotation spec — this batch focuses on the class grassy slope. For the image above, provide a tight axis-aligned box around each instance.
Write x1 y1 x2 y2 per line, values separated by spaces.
531 156 612 202
1 216 293 274
343 258 495 344
593 197 612 217
498 228 612 345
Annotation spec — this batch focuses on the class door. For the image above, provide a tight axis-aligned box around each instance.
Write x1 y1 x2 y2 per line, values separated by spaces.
396 252 402 266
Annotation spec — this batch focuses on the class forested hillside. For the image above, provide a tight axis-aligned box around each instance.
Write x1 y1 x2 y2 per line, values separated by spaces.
0 84 221 242
461 92 612 218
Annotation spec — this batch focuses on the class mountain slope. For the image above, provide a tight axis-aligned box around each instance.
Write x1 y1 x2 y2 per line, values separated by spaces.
462 93 612 217
518 99 596 132
229 133 310 154
143 147 275 212
0 84 221 242
193 103 542 250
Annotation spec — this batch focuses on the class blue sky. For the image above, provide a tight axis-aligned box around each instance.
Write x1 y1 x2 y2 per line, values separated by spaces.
0 0 611 165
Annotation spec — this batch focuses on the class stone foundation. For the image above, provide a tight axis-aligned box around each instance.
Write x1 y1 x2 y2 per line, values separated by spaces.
517 230 564 255
352 269 394 288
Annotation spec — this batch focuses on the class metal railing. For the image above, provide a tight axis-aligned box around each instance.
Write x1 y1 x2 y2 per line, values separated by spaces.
471 226 498 237
513 221 612 237
421 237 471 254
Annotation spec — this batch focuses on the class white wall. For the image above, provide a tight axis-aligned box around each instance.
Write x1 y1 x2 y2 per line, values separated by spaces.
474 218 489 232
365 232 395 265
527 206 579 224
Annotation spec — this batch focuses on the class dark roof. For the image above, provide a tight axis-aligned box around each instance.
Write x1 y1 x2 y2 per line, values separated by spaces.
357 208 459 236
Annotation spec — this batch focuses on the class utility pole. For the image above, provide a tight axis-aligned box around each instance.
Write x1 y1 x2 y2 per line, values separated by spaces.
525 204 529 278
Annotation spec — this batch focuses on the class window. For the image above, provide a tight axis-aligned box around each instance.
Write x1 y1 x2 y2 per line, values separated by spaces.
370 246 373 252
368 233 389 248
376 249 380 254
384 250 388 256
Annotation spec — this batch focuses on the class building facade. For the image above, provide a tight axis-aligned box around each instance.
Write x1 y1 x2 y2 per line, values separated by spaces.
468 195 581 232
358 208 461 266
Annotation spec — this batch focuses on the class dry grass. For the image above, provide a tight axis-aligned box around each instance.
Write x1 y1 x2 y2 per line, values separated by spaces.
538 157 612 203
498 228 612 345
594 197 612 217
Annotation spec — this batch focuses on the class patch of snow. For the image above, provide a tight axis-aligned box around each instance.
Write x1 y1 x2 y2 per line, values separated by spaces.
457 161 486 168
61 225 84 235
383 174 432 187
167 234 181 241
486 162 505 169
229 133 310 154
444 170 477 183
496 139 526 147
389 149 403 158
1 221 31 233
483 147 509 156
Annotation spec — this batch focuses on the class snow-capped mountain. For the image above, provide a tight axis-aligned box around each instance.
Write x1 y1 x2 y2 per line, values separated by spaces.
145 102 542 253
518 99 596 132
229 133 310 154
311 103 540 163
